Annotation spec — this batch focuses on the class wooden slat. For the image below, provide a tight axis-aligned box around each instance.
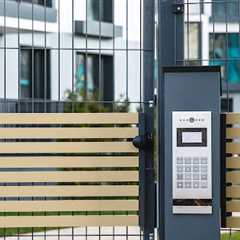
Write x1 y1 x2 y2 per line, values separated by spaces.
226 171 240 183
0 200 138 212
0 113 139 125
0 171 138 183
226 186 240 198
226 217 240 228
226 128 240 139
0 185 139 197
0 215 139 228
0 142 138 154
226 157 240 169
226 143 240 154
226 201 240 212
0 128 138 139
0 156 139 168
227 114 240 125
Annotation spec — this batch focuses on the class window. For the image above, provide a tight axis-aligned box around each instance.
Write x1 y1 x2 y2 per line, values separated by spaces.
184 23 201 65
20 49 51 99
75 53 113 101
209 33 240 85
87 0 113 23
13 0 52 7
212 0 239 20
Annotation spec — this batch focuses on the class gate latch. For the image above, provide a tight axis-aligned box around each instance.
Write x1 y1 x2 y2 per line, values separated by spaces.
132 133 152 149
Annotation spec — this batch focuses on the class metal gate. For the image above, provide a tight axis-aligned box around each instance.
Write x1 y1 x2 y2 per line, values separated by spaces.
0 0 155 239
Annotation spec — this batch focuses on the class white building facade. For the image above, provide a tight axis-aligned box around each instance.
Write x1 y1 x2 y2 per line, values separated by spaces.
0 0 143 111
185 0 240 112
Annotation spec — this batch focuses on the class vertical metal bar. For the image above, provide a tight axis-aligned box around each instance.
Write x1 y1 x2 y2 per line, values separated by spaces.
58 0 61 112
112 0 115 111
17 0 20 113
225 0 230 112
99 0 102 102
158 0 184 239
32 0 35 113
72 0 75 112
220 113 227 228
3 0 6 109
142 0 155 239
126 0 129 100
44 0 47 112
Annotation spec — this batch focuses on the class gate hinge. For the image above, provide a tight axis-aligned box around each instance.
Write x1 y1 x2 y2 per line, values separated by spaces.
172 3 184 14
132 133 152 150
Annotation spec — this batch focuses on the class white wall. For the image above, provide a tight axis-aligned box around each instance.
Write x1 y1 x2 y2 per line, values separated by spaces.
0 0 142 104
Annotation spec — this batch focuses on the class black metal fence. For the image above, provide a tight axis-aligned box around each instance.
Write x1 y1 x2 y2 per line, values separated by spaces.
0 0 155 239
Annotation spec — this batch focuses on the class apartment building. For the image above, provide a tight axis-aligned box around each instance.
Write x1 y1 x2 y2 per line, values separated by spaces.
0 0 143 112
185 0 240 112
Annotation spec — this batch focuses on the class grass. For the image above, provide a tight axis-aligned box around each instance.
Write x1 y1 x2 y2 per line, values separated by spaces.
222 232 240 240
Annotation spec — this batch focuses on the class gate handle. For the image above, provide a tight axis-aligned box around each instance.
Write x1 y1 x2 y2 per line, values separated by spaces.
132 134 152 149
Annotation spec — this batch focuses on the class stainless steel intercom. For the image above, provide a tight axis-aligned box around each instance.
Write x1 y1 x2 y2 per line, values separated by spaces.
172 111 212 214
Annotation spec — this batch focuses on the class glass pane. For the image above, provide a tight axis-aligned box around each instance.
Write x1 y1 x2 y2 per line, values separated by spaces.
75 53 86 98
20 49 32 99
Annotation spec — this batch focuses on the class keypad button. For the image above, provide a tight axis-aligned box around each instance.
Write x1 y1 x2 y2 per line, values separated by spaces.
177 157 183 164
177 166 183 173
201 165 208 173
193 182 200 189
201 182 208 189
185 173 192 180
193 166 199 172
193 174 200 180
193 157 199 164
177 174 184 180
177 182 183 189
201 174 208 180
185 182 192 188
184 157 192 164
185 165 192 172
201 157 208 164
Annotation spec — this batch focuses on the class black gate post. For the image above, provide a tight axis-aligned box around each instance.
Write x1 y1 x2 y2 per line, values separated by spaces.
142 0 155 239
158 0 184 240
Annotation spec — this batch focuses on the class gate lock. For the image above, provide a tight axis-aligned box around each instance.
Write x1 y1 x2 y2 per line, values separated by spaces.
132 133 153 149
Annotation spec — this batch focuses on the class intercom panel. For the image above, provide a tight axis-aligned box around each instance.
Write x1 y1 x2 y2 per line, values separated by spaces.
172 111 212 214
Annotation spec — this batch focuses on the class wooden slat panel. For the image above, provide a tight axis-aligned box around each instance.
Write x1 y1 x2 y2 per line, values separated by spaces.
0 171 138 183
0 185 139 197
0 113 138 125
227 114 240 125
226 128 240 139
0 142 138 154
226 217 240 228
0 156 139 168
0 128 138 139
226 171 240 183
226 143 240 154
226 201 240 212
226 157 240 169
0 200 138 212
0 215 138 228
226 186 240 198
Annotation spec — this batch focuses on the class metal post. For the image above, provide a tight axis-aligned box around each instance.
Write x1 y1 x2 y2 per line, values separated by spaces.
142 0 155 239
158 0 184 240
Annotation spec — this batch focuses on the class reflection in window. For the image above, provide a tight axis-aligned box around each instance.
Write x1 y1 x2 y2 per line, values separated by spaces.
75 53 113 101
210 33 240 84
20 49 51 99
87 0 113 23
212 0 238 19
184 23 201 65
